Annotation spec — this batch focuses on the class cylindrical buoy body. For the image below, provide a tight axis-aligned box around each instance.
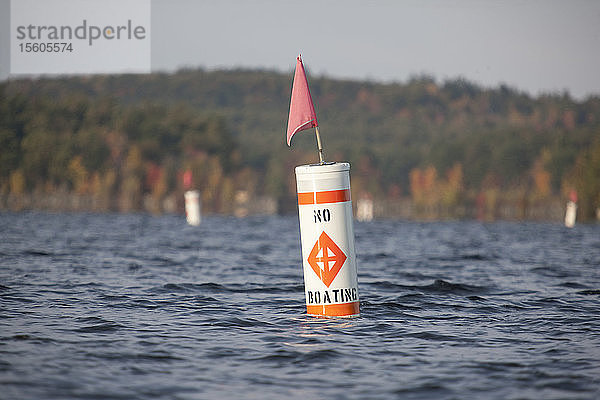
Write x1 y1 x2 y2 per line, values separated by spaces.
184 190 201 226
565 201 577 228
295 162 359 317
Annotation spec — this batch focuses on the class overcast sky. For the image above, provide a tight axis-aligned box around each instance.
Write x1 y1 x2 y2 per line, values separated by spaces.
3 0 600 100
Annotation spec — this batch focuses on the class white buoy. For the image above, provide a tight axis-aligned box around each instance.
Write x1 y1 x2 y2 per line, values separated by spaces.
356 196 374 222
295 162 359 317
184 190 201 226
565 190 577 228
565 201 577 228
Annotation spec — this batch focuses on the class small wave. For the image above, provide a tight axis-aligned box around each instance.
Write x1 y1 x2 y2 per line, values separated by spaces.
577 289 600 295
148 282 226 294
253 349 302 363
429 252 497 262
466 295 487 301
401 271 439 281
530 266 571 278
409 331 474 343
470 361 525 372
297 348 343 363
365 279 489 295
127 263 143 271
252 348 343 365
418 279 488 295
393 382 451 396
75 316 124 333
76 322 124 333
363 300 422 313
23 249 53 256
206 316 272 329
501 303 529 310
366 281 413 291
1 295 35 304
99 294 131 302
239 283 305 294
4 334 55 343
558 281 589 289
84 350 184 363
149 282 304 295
361 252 394 262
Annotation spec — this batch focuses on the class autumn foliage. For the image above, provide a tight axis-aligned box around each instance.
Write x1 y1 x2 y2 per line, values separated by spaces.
1 69 599 220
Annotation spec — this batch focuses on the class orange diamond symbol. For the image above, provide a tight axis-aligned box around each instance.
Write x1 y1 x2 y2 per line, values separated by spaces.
307 231 347 288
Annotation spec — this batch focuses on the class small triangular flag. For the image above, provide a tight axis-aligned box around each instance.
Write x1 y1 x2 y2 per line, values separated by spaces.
286 55 318 146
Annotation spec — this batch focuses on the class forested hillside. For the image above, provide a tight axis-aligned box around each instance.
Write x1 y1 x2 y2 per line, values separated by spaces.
1 68 599 220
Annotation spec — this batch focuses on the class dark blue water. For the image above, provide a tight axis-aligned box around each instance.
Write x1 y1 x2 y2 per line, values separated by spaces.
1 212 599 399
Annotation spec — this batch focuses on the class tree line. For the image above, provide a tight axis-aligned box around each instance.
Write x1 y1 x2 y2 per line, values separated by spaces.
1 68 599 220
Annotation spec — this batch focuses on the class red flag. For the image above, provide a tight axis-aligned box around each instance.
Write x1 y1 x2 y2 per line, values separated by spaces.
286 55 318 146
183 169 192 189
569 190 578 203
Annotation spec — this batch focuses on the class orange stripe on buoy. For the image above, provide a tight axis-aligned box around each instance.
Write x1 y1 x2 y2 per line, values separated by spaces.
298 189 350 205
306 301 359 317
297 192 315 205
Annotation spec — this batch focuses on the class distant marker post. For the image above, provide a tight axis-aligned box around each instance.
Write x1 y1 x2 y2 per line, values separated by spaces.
184 190 201 226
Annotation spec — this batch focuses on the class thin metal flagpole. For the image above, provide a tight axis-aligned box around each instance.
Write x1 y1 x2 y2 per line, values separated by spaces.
315 126 324 164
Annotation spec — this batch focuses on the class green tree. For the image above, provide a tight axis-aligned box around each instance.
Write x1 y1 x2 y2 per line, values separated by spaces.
571 139 600 221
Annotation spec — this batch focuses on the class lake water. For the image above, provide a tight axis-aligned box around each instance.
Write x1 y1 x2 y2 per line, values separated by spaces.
1 212 599 399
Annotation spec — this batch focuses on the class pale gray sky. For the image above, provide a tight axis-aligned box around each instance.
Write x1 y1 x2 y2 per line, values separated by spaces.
3 0 600 99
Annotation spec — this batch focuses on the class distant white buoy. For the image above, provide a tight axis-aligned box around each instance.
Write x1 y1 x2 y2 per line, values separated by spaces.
565 201 577 228
295 162 359 317
565 190 577 228
356 196 374 222
184 190 201 226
